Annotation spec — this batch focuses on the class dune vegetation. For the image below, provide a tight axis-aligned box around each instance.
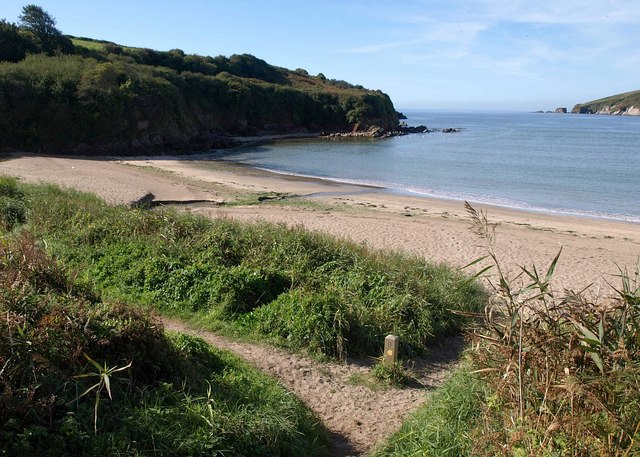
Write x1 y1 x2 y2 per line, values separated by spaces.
14 179 485 360
4 174 638 456
3 171 639 456
375 205 640 456
0 176 487 454
0 177 329 456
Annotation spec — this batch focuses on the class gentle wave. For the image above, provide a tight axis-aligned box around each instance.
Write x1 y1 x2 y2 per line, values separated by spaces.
215 111 640 224
253 166 640 224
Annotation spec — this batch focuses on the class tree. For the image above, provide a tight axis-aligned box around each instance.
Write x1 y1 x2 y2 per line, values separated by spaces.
18 4 71 54
0 19 36 62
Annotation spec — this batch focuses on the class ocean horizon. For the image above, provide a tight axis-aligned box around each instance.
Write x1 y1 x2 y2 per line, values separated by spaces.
213 110 640 223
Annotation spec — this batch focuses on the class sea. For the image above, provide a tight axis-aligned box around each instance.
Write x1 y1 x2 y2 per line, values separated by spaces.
213 110 640 223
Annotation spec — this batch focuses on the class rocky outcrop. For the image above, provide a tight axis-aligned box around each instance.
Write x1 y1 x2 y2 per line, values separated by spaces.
555 107 567 113
323 124 463 139
572 104 640 115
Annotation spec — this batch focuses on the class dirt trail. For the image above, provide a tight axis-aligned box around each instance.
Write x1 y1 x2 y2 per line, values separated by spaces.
162 318 464 456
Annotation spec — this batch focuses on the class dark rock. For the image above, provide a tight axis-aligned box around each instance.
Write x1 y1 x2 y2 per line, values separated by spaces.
555 107 567 113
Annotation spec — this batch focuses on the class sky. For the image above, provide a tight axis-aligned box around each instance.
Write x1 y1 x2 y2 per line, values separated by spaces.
2 0 639 111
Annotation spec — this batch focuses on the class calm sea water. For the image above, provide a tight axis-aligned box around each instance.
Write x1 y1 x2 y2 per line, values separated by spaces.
214 110 640 223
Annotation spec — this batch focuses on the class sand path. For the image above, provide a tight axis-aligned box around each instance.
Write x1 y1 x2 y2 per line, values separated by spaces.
163 318 463 456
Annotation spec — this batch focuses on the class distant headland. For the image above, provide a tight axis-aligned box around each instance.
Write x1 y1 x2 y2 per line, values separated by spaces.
571 90 640 115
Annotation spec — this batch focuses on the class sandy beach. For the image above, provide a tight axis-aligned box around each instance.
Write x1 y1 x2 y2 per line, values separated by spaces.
3 150 640 455
2 151 639 294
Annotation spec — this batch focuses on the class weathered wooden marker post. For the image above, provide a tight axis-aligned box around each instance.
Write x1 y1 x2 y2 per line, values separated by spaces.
383 334 399 367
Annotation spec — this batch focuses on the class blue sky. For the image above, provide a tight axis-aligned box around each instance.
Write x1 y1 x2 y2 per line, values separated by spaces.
2 1 639 111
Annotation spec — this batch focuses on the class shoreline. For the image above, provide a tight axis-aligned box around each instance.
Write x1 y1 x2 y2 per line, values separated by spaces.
214 132 640 225
234 162 640 226
119 147 640 226
2 151 639 293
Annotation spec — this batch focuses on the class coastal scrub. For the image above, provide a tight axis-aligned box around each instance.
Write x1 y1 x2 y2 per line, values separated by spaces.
0 231 328 456
20 181 486 359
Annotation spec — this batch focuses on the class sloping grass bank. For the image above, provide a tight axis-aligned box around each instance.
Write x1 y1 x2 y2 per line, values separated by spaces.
18 180 486 360
0 233 327 455
372 364 485 457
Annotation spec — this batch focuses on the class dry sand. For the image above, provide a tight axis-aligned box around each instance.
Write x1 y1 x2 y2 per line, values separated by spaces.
2 151 639 455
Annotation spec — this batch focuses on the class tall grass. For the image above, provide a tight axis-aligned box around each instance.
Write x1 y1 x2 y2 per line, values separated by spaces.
0 230 328 456
465 203 640 455
376 203 640 456
21 181 486 359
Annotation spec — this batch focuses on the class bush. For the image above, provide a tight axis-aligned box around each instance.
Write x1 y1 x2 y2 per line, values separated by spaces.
0 176 26 230
0 197 26 230
463 203 640 455
0 175 22 198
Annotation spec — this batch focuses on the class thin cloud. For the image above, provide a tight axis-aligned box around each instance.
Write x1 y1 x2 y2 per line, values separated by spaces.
477 0 640 25
344 21 487 54
422 21 488 43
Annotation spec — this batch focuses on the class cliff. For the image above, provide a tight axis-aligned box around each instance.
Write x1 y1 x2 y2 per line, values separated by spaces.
0 37 399 154
571 90 640 116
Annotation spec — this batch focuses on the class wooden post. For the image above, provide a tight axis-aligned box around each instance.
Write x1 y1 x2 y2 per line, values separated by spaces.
383 335 399 367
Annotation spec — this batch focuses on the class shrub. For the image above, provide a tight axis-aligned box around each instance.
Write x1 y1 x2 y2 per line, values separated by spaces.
0 176 26 231
0 175 23 198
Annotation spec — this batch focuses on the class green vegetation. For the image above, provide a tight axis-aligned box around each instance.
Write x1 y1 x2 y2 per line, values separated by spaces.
0 179 327 456
372 365 485 456
572 89 640 114
371 360 411 387
462 204 640 455
6 174 636 455
0 176 486 454
15 181 485 360
378 204 640 456
0 6 399 153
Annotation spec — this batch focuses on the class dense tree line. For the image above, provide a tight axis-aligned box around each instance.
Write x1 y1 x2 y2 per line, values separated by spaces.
0 5 398 153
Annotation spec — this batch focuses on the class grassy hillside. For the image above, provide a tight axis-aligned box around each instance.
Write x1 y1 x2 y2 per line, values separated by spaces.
0 177 328 456
0 19 399 154
571 89 640 114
